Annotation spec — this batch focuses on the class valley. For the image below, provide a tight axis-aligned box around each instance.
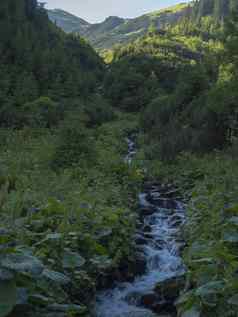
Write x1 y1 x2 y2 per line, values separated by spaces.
0 0 238 317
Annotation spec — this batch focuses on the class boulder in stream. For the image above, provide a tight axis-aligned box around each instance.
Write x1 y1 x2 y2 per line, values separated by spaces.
150 198 178 210
141 293 176 315
154 275 185 302
140 207 157 216
133 252 147 275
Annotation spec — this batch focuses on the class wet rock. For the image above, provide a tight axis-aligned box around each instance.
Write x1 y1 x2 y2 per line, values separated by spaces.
162 189 181 199
140 207 156 216
99 250 147 287
144 232 154 240
135 244 146 253
153 199 178 210
141 293 158 308
153 301 177 315
150 187 161 193
176 242 186 252
143 181 162 192
170 214 184 223
135 235 148 245
133 252 147 275
143 225 152 233
154 276 185 302
125 291 142 305
141 294 176 315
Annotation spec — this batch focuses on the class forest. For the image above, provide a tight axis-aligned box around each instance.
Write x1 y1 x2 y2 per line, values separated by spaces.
0 0 238 317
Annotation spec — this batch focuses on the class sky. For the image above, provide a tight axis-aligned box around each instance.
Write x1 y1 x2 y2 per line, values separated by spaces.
45 0 189 23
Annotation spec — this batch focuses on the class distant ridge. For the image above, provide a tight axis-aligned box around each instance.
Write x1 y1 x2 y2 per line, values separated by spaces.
48 3 192 48
48 0 235 49
48 9 90 33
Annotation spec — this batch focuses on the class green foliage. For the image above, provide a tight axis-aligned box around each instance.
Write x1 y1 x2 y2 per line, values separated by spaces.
103 31 200 112
0 279 17 317
84 94 115 126
0 0 104 128
178 154 238 316
122 8 238 161
23 96 60 128
53 112 95 169
0 113 141 315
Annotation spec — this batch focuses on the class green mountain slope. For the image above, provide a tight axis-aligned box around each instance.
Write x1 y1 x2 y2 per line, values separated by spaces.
48 1 237 49
193 0 237 21
48 3 193 49
48 8 90 33
0 0 104 127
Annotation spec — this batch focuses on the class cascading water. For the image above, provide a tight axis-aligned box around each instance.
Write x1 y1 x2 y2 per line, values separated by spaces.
124 137 136 164
94 138 186 317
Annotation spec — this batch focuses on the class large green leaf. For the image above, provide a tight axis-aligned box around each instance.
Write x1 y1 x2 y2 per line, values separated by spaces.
228 294 238 306
0 279 17 317
229 216 238 225
46 233 62 240
181 307 201 317
191 258 214 264
1 254 44 276
175 290 194 306
196 281 225 296
223 231 238 243
225 204 238 215
188 241 212 259
42 269 71 285
90 255 112 270
62 251 85 269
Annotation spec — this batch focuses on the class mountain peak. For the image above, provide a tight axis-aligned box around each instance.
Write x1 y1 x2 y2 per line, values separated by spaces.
96 16 125 30
48 9 90 33
104 16 125 22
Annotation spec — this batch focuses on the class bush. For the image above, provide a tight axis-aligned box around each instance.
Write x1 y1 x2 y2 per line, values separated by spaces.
23 96 60 128
84 94 115 127
52 111 95 169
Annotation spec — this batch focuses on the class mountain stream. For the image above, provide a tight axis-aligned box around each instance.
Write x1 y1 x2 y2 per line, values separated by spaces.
94 138 186 317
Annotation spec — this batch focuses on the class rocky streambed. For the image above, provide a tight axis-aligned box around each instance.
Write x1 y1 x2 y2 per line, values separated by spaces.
94 140 187 317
